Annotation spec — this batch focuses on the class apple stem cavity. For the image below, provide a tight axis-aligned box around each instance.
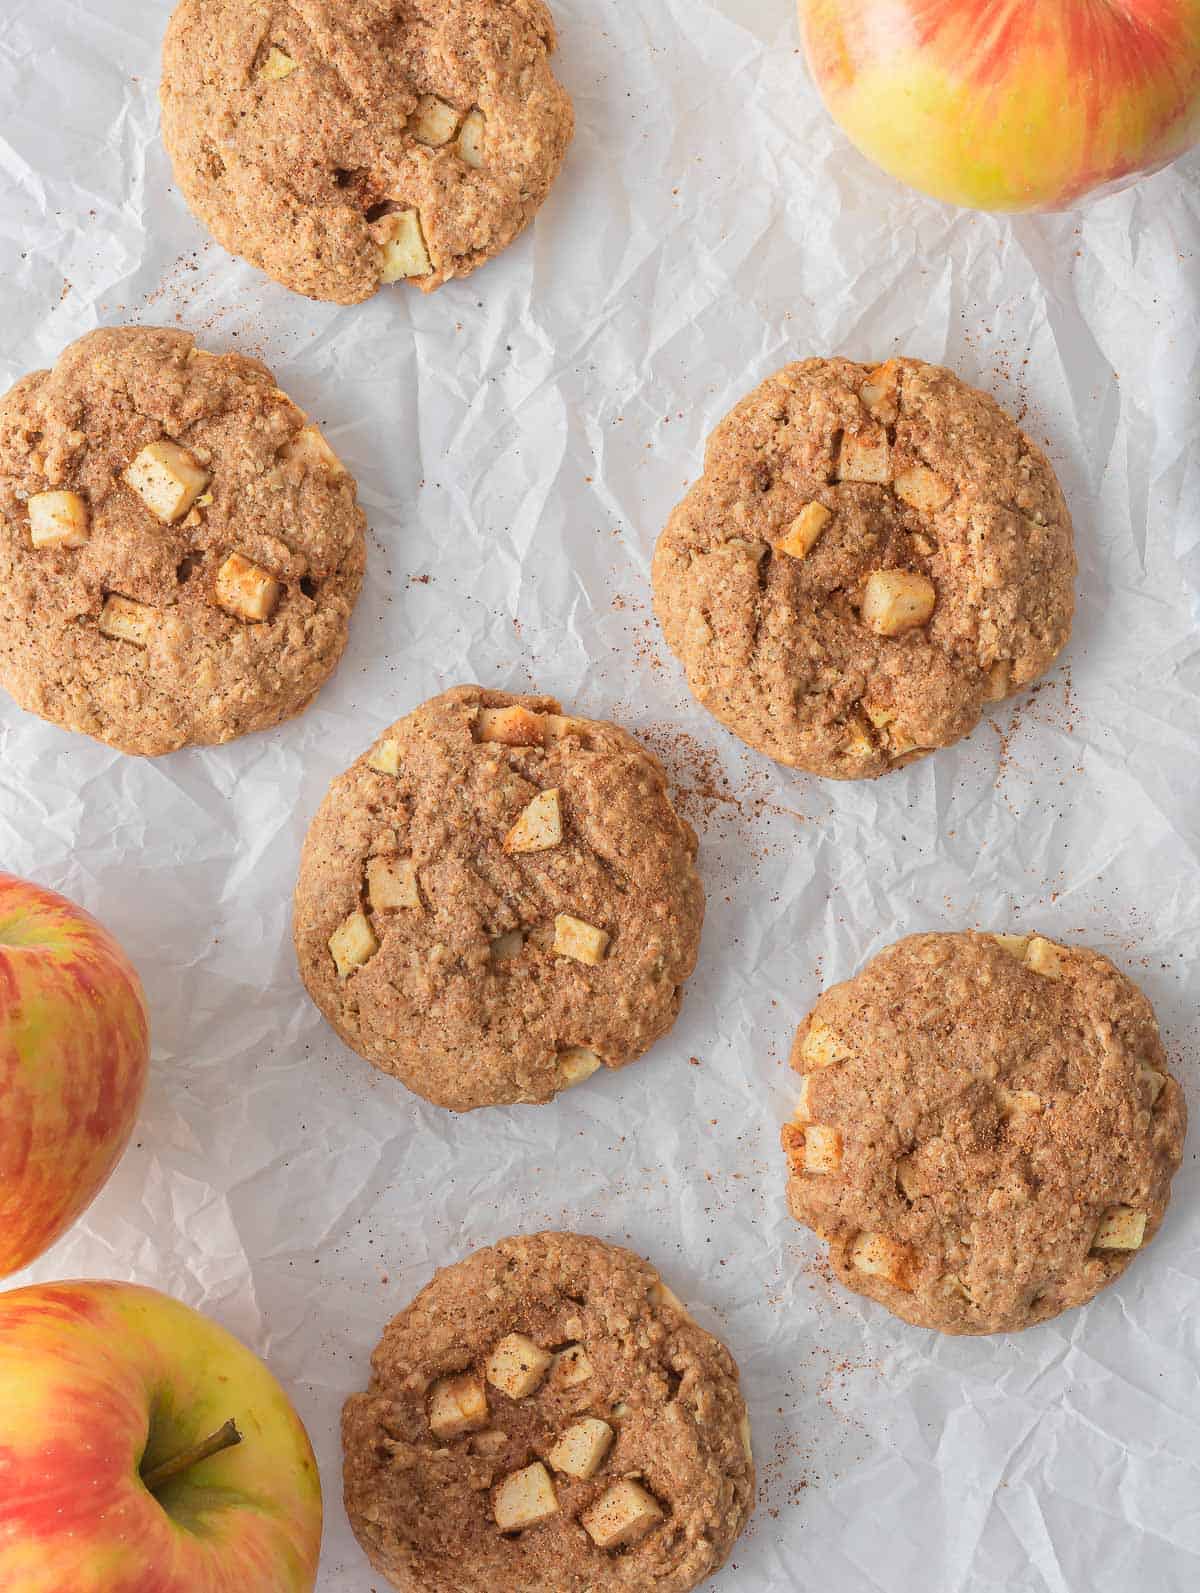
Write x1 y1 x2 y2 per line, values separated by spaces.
142 1418 243 1494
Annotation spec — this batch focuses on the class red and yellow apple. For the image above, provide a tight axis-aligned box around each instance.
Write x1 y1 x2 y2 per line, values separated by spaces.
0 873 150 1277
798 0 1200 211
0 1281 323 1591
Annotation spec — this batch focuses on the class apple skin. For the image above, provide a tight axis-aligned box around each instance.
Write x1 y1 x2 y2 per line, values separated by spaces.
0 874 150 1278
798 0 1200 211
0 1281 323 1592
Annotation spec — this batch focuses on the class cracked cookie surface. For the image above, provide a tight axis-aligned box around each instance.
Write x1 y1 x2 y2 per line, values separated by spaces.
342 1232 755 1593
652 357 1076 779
781 931 1187 1333
293 685 704 1110
0 326 365 755
161 0 574 303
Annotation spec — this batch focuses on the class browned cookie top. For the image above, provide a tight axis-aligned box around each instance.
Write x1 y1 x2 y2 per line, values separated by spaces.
0 326 365 756
781 931 1186 1334
293 686 705 1110
342 1232 755 1593
652 357 1076 779
161 0 574 303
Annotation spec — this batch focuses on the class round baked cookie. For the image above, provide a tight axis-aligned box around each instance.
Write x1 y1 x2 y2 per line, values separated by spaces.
652 357 1076 779
0 327 365 756
160 0 574 304
342 1232 755 1593
294 686 704 1110
781 931 1187 1334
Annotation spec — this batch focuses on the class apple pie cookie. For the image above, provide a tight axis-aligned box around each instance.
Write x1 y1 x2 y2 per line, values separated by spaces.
0 327 366 756
293 686 704 1110
652 358 1076 778
342 1232 755 1593
781 931 1186 1333
160 0 574 303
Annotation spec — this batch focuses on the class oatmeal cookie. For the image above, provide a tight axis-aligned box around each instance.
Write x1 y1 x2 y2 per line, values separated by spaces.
0 326 365 755
781 931 1187 1333
342 1232 755 1592
160 0 574 303
652 357 1076 778
293 686 704 1110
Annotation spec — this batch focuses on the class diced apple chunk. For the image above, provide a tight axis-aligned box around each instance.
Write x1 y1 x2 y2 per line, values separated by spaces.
411 94 460 146
505 790 562 854
554 914 609 966
860 360 901 424
282 425 346 477
1093 1206 1147 1251
367 737 402 776
776 501 832 560
98 594 156 647
992 932 1031 960
214 553 281 623
429 1372 490 1440
986 660 1011 701
581 1479 664 1550
328 910 379 978
377 210 432 282
553 1343 593 1388
367 856 421 912
799 1124 843 1173
123 440 210 524
800 1019 853 1069
861 569 937 637
494 1463 559 1533
1139 1064 1167 1106
794 1073 818 1120
548 1418 614 1481
260 45 298 81
739 1412 753 1462
458 108 486 168
478 705 545 746
28 490 90 549
559 1046 603 1086
838 429 892 484
894 465 953 512
486 1334 553 1400
849 1231 917 1291
1025 935 1067 979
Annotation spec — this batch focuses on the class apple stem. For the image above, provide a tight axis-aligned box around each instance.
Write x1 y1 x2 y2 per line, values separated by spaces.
141 1418 243 1494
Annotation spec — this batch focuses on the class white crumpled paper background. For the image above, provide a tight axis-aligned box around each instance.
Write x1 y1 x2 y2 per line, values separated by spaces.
3 0 1199 1587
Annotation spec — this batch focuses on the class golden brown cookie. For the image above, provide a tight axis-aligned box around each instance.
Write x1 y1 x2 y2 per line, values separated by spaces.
293 686 704 1110
781 931 1187 1334
652 357 1076 779
342 1232 755 1593
0 327 365 756
160 0 574 303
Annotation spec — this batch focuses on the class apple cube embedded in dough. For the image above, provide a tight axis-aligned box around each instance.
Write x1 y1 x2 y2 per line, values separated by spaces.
992 933 1032 960
478 704 545 746
986 660 1011 701
837 429 892 484
260 45 298 81
776 501 832 560
429 1372 490 1440
860 360 902 424
1138 1064 1167 1106
215 553 281 623
28 490 90 549
553 1343 593 1388
367 856 421 912
800 1018 853 1069
1093 1206 1147 1251
367 737 402 775
505 789 562 854
411 94 461 146
559 1046 602 1087
282 424 346 477
894 465 953 513
98 594 156 647
861 569 937 637
581 1478 664 1550
800 1124 844 1174
458 108 486 168
1025 935 1067 980
494 1463 559 1533
123 440 210 524
377 210 432 282
328 910 379 978
554 914 609 966
547 1418 614 1481
486 1334 553 1400
849 1231 917 1291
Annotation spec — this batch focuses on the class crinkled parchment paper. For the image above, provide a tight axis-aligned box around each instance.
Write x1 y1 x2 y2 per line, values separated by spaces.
2 1 1199 1587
